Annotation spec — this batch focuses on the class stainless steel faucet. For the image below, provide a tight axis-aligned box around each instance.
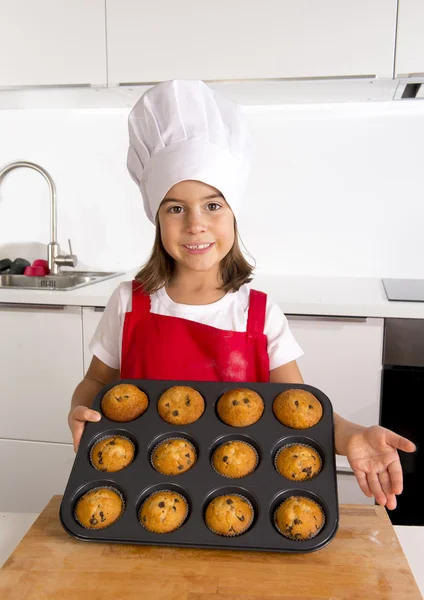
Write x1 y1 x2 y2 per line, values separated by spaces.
0 161 77 275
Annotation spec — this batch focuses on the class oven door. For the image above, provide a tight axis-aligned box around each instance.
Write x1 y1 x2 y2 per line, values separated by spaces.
381 365 423 525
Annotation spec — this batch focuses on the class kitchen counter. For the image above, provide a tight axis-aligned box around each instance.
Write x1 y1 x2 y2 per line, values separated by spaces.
1 272 424 318
0 496 421 599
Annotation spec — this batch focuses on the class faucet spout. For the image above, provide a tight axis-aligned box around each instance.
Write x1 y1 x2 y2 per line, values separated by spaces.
0 161 76 274
0 161 57 244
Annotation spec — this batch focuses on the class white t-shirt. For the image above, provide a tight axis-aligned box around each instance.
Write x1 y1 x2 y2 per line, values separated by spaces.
89 281 303 372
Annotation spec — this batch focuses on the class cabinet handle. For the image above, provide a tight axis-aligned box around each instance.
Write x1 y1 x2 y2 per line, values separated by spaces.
0 302 65 310
287 315 367 323
94 307 105 312
336 467 354 474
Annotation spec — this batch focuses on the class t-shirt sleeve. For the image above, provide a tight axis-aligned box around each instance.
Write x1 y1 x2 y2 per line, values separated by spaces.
264 297 304 370
88 284 123 369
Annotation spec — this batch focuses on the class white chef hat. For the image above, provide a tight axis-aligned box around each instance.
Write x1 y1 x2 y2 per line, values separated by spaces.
127 79 252 224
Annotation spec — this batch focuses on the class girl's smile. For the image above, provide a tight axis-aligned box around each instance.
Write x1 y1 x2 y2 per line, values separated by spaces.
182 242 216 254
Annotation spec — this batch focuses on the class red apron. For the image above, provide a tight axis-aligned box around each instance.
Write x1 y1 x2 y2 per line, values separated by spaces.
121 281 270 382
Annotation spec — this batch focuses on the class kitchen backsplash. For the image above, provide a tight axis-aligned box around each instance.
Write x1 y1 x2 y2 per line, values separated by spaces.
0 99 423 278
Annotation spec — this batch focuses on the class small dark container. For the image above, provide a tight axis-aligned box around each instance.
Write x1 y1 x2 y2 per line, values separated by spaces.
60 380 339 553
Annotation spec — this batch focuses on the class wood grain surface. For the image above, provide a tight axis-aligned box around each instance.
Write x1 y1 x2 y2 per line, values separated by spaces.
0 496 421 599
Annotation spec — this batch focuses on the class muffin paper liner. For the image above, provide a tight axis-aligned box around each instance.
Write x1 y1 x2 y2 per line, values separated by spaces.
273 496 325 541
205 493 255 537
150 437 197 475
211 440 259 479
89 435 136 472
74 486 125 530
274 443 322 481
138 489 189 534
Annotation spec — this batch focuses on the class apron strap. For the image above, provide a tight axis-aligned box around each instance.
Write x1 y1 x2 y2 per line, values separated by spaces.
131 280 151 314
247 289 267 336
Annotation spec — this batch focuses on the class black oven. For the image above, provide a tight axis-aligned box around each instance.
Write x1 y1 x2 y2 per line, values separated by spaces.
380 319 423 525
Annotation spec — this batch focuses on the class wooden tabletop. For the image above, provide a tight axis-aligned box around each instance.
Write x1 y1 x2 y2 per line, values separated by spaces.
0 496 421 600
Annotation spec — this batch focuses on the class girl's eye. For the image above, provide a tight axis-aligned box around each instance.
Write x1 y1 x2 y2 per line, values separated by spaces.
168 206 184 214
207 202 221 211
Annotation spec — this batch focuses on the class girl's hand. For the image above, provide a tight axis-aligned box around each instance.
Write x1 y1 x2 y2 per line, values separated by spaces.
68 405 101 452
346 425 416 509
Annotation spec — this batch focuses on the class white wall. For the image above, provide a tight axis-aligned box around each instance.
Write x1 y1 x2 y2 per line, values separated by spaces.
0 100 423 277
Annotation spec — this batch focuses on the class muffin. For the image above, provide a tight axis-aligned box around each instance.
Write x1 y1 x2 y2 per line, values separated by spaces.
90 435 135 472
212 440 258 479
158 386 205 425
75 487 124 530
216 388 264 427
205 494 254 537
273 389 322 429
151 438 197 475
101 383 148 422
139 491 188 533
275 443 321 481
274 496 325 540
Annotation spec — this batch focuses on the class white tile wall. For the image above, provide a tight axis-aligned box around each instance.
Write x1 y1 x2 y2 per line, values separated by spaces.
1 101 424 278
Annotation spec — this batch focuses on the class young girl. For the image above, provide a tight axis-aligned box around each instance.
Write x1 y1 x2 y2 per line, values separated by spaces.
69 79 415 512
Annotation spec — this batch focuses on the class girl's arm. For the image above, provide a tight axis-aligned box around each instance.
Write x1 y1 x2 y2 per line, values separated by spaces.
68 356 120 451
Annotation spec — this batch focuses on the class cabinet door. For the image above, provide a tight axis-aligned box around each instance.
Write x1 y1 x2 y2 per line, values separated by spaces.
0 0 106 87
0 439 74 512
106 0 396 84
82 307 104 374
337 471 375 505
287 316 384 427
0 304 83 443
395 0 424 77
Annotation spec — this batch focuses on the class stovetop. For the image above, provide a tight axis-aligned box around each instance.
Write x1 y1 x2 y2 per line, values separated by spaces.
382 278 424 302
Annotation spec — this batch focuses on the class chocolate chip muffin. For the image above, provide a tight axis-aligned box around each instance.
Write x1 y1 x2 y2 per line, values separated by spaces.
273 389 322 429
101 383 148 422
216 388 264 427
75 487 124 530
274 496 325 540
158 386 205 425
139 491 188 533
275 443 321 481
151 438 197 475
205 494 254 537
212 440 258 479
90 435 135 472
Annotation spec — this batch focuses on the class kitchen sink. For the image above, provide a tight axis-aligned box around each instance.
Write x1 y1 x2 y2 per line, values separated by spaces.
0 271 122 291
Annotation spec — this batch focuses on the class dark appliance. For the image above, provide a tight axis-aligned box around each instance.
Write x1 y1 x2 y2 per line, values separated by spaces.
381 318 423 525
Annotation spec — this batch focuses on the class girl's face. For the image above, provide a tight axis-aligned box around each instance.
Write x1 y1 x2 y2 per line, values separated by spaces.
158 180 235 276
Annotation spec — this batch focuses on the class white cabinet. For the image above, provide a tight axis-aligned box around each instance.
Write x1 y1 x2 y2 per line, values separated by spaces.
0 439 74 512
82 306 104 374
0 0 106 87
287 316 384 427
395 0 424 77
337 471 375 505
106 0 397 84
0 304 83 444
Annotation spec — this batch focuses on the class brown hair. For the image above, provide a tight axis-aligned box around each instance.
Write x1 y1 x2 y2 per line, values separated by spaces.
135 220 255 295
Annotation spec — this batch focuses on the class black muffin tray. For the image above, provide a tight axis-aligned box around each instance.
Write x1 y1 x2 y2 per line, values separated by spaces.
60 380 339 553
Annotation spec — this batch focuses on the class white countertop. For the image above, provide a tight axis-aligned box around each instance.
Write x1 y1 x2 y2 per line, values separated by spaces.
1 272 424 318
